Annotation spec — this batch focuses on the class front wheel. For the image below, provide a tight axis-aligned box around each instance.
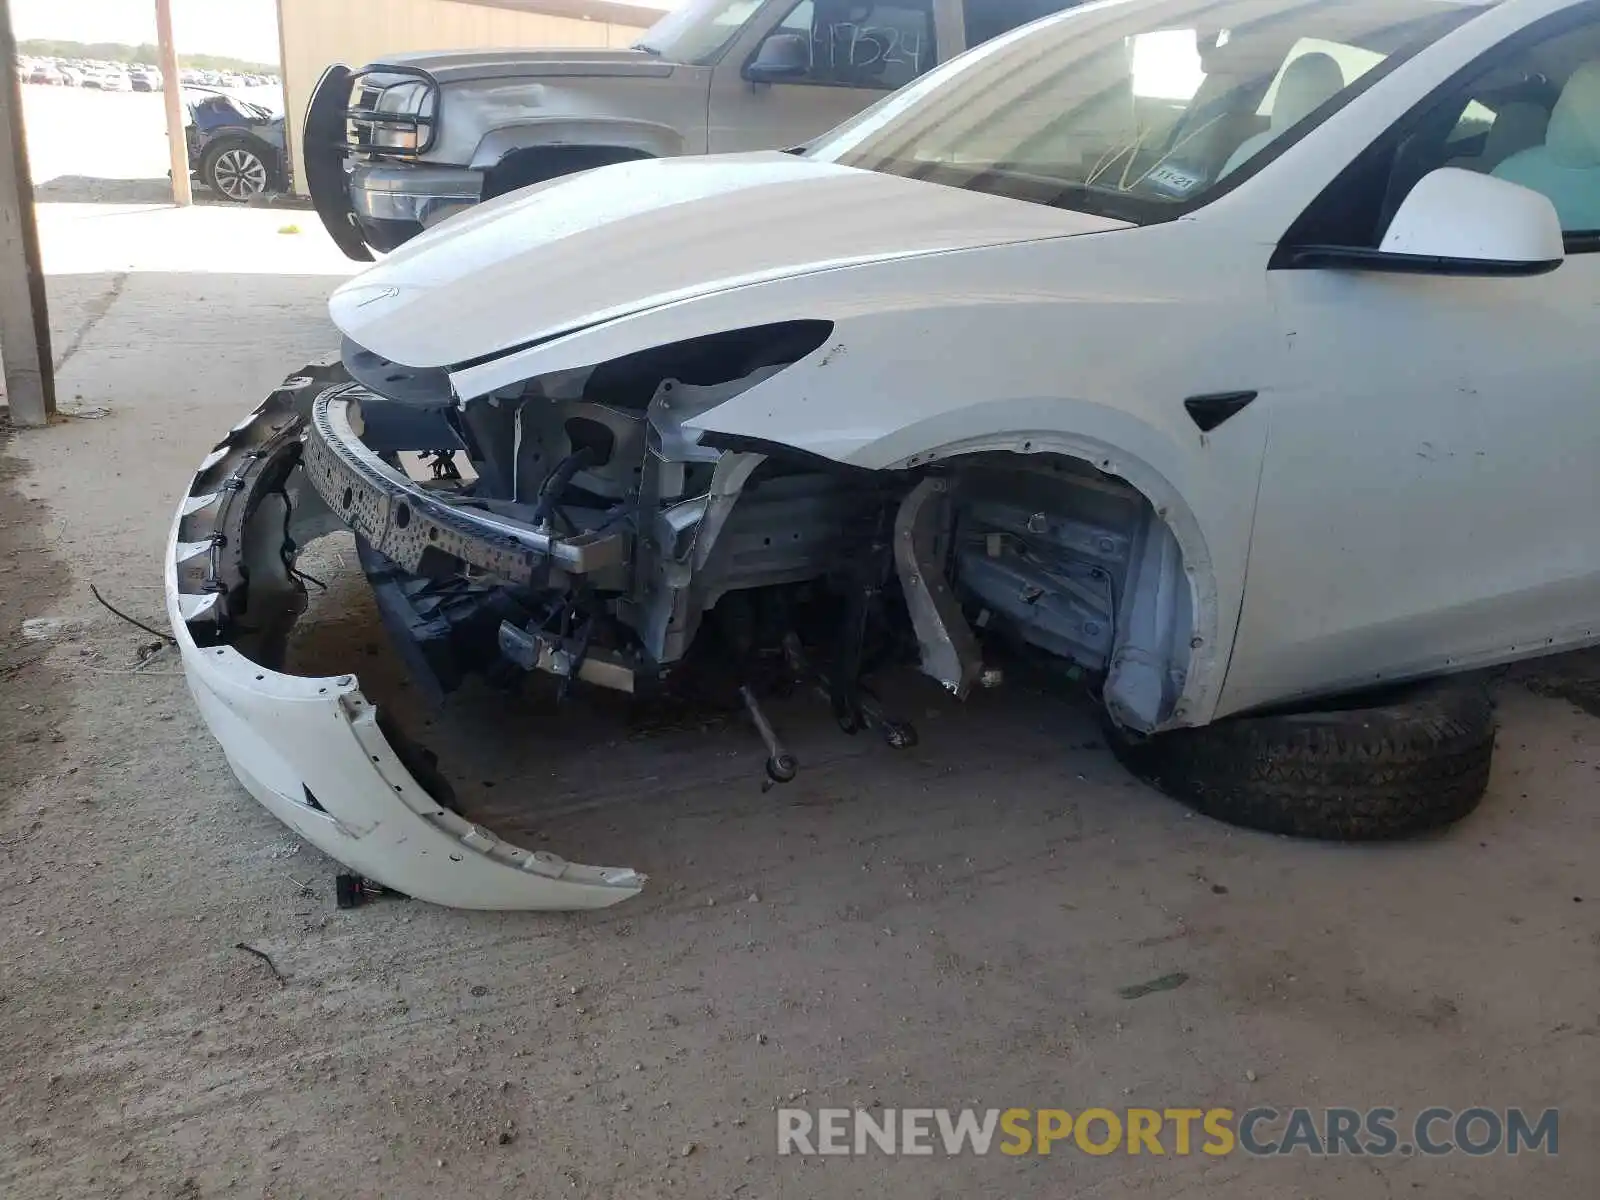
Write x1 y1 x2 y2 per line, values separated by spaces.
202 140 272 202
1106 679 1495 841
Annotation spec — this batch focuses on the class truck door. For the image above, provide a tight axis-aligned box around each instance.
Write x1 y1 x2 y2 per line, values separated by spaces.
707 0 945 152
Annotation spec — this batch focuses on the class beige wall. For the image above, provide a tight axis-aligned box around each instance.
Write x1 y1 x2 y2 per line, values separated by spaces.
278 0 650 193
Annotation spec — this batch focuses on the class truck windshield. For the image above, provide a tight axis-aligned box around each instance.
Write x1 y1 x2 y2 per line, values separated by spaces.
635 0 766 64
806 0 1499 223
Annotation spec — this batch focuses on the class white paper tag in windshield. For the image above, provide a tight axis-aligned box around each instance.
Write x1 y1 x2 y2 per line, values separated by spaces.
1144 164 1204 197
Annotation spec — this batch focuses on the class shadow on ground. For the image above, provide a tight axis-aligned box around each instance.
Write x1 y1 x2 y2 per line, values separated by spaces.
33 174 312 210
283 530 1114 878
0 421 75 794
1510 647 1600 717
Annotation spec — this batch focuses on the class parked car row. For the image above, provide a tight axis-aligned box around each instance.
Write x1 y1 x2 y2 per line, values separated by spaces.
20 57 141 89
17 55 280 91
179 67 279 88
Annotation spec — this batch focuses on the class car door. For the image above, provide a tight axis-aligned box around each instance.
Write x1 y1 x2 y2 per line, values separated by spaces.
1220 7 1600 715
706 0 953 152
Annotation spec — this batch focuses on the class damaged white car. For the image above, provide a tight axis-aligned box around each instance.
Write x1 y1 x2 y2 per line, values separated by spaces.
168 0 1600 908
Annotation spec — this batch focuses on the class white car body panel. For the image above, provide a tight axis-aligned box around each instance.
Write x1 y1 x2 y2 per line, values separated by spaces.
172 635 645 910
1222 242 1600 713
330 152 1128 369
369 0 1597 733
437 220 1280 727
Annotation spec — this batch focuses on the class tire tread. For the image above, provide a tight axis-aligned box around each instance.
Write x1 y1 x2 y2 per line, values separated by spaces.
1107 681 1495 840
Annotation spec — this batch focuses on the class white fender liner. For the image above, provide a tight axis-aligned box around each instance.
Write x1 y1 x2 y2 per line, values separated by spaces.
166 372 644 910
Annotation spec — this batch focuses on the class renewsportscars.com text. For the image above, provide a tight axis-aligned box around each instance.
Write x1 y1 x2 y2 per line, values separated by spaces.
777 1106 1558 1158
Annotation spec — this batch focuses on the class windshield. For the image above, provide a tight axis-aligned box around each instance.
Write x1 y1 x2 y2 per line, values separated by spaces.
807 0 1500 222
635 0 766 64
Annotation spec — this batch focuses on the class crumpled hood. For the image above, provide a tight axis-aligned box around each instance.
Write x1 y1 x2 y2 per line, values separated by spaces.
367 47 671 84
330 152 1129 370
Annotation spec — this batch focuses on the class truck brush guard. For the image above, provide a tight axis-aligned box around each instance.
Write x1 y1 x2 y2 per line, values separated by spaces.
338 65 439 157
304 63 446 261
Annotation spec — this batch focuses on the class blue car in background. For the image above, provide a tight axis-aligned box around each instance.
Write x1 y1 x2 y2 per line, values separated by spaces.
184 87 287 202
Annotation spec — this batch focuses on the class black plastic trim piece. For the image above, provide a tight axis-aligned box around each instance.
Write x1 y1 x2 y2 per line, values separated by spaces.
447 317 830 379
1184 391 1258 433
446 318 604 374
1274 244 1563 277
342 337 455 408
301 64 374 262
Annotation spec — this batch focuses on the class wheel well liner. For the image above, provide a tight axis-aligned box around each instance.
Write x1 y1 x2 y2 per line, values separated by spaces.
928 441 1218 731
482 144 655 199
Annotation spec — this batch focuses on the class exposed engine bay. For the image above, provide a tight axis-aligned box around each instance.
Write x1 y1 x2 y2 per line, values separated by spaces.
249 324 1197 767
166 334 1195 908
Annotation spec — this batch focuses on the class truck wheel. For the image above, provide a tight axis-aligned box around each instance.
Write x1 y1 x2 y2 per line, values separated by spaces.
1105 679 1495 840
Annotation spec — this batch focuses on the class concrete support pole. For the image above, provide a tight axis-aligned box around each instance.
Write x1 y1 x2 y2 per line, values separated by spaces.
0 0 54 426
156 0 192 206
275 0 298 193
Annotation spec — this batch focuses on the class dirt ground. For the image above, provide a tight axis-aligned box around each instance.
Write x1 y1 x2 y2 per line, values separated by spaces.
2 205 1598 1200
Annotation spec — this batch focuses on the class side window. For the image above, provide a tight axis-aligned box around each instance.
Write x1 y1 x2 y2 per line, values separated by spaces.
767 0 937 89
1288 10 1600 250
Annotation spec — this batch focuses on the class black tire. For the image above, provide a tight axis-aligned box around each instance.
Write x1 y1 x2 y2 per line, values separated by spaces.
1105 680 1495 841
201 138 273 202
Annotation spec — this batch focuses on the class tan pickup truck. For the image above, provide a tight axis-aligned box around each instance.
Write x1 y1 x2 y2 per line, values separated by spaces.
305 0 1081 259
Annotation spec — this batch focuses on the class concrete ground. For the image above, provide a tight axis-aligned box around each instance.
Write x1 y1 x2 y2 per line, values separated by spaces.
2 201 1598 1199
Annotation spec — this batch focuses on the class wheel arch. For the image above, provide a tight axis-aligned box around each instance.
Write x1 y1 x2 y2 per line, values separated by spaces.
907 431 1226 732
469 118 682 174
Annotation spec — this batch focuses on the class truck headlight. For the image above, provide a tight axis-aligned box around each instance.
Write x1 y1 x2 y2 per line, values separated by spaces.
371 81 435 152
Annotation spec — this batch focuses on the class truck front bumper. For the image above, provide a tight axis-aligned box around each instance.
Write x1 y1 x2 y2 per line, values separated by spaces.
166 370 645 910
347 161 482 250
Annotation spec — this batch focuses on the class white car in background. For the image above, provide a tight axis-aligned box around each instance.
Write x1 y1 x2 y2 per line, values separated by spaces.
170 0 1600 909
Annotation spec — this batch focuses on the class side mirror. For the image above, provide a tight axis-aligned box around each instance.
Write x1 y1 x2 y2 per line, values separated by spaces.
1283 167 1565 276
745 33 809 83
1378 168 1564 274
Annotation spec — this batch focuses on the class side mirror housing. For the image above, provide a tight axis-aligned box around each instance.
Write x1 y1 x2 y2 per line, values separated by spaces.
745 33 809 83
1379 167 1564 273
1283 167 1566 277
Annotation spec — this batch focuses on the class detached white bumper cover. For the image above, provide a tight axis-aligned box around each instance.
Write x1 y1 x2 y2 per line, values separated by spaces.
166 371 644 910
